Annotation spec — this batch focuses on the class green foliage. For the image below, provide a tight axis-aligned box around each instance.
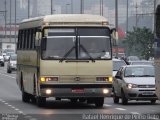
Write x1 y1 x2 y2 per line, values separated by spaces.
123 27 154 60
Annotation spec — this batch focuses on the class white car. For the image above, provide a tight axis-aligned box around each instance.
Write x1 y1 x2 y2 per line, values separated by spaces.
4 52 15 61
113 58 126 76
112 65 157 105
7 54 17 73
0 55 4 67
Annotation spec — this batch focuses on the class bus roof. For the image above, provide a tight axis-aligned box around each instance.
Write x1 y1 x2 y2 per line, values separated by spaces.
19 14 109 29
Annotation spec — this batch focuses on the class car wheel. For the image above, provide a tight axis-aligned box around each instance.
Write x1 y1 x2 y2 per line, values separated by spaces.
113 90 119 103
151 100 156 104
94 97 104 108
121 90 128 105
1 63 4 67
7 68 11 73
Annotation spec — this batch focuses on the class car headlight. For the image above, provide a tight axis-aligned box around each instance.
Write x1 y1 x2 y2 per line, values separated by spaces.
127 83 137 89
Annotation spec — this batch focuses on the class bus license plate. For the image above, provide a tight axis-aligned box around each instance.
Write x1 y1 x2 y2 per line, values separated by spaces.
72 89 84 93
142 92 154 95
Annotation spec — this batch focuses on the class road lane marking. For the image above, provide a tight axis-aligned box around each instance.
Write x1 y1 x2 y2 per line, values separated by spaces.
11 106 15 109
18 111 23 114
0 72 16 79
104 104 112 107
115 108 126 111
0 98 25 115
131 112 140 114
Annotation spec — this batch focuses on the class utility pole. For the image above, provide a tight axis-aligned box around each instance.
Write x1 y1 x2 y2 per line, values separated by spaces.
126 0 128 32
154 0 156 34
135 2 138 28
10 0 11 42
100 0 104 16
5 0 7 40
80 0 83 14
100 0 101 15
28 0 30 18
71 0 73 14
15 0 16 43
51 0 53 14
115 0 118 57
102 0 103 16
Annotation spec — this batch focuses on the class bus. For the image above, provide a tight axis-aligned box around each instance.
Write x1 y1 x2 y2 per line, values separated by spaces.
155 4 160 101
17 14 114 107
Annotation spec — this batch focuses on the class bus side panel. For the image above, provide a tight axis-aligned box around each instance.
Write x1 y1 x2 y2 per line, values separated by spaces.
155 59 160 100
17 50 38 95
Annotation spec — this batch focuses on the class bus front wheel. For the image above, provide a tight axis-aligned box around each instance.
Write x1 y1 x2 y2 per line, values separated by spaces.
94 97 104 108
22 86 30 102
36 97 46 107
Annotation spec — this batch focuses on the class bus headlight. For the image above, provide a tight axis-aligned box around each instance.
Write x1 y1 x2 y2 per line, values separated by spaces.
46 89 52 94
40 76 58 82
103 89 109 94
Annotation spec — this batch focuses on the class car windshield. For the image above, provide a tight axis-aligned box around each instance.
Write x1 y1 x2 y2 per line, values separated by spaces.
3 49 14 53
131 61 153 65
42 27 111 60
6 52 14 56
124 66 155 77
128 56 139 61
10 55 17 61
113 60 126 71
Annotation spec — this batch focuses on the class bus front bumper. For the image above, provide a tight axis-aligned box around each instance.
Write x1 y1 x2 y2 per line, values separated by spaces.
39 84 112 98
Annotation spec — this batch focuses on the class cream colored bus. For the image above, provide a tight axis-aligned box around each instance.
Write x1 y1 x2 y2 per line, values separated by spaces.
17 14 113 107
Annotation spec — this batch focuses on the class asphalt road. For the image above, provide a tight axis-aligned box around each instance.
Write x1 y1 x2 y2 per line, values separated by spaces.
0 65 160 120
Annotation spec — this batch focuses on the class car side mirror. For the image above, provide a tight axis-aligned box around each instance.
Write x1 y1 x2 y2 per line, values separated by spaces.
115 75 122 79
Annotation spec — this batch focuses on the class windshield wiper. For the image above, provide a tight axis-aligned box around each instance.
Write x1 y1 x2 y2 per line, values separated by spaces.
79 44 95 62
59 46 75 62
47 56 61 59
139 75 154 77
125 75 136 77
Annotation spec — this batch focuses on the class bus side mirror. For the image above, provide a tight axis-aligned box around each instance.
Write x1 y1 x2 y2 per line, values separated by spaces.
111 29 118 46
35 32 42 46
41 37 47 50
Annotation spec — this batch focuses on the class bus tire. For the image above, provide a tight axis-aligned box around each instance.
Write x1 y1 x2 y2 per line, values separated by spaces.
70 98 77 103
36 97 46 107
151 100 156 104
21 74 30 102
94 97 104 108
22 85 30 103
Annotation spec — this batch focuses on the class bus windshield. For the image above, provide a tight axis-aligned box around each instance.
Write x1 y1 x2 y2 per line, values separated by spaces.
42 27 111 60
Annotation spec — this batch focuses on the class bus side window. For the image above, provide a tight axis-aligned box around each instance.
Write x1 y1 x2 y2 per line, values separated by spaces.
21 30 24 49
32 28 36 49
17 30 21 50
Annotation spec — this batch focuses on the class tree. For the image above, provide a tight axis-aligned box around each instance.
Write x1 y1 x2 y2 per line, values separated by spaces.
123 27 154 60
